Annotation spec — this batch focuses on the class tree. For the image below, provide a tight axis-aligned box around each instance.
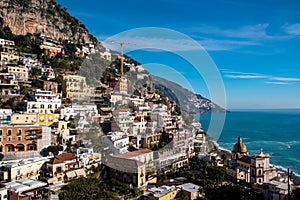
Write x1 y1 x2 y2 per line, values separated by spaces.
47 145 63 155
65 139 73 153
221 153 227 164
31 68 42 80
0 153 4 161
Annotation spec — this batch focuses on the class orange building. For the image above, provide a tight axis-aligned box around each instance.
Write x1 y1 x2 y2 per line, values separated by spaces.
0 126 46 153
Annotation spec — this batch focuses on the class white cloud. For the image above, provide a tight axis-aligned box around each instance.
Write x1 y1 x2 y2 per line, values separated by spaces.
101 36 203 52
283 23 300 36
271 77 300 82
225 74 267 79
189 24 290 41
265 81 290 85
198 38 260 51
223 70 300 84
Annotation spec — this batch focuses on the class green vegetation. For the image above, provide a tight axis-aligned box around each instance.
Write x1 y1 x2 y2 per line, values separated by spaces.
47 145 63 156
154 157 261 200
0 153 4 161
59 178 140 200
9 0 31 8
0 98 26 112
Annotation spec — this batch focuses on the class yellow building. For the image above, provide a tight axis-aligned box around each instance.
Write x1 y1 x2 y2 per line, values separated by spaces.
7 66 28 82
62 75 93 99
148 191 173 200
11 113 37 125
142 133 162 149
37 113 58 126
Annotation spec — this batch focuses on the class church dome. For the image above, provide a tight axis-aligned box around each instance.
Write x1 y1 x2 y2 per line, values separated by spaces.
232 137 247 153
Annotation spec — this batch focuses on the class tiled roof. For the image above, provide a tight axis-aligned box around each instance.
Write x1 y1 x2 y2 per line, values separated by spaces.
49 153 77 164
114 149 153 159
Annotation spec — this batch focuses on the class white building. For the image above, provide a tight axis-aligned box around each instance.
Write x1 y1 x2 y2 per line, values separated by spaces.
0 38 15 46
19 53 41 68
151 104 170 128
101 131 129 155
0 109 12 126
59 106 76 121
7 66 28 82
250 150 277 184
26 89 61 114
112 109 133 133
0 187 7 200
110 93 124 106
0 157 50 182
76 147 101 169
72 104 99 130
99 48 111 61
0 73 20 96
41 66 55 80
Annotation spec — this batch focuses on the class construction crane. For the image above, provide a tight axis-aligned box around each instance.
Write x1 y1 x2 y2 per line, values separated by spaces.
109 40 136 77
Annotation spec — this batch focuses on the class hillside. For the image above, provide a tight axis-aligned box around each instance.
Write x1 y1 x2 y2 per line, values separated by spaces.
152 75 226 113
0 0 96 44
0 0 225 114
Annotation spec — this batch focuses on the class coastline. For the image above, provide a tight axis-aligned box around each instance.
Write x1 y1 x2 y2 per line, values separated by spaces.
198 110 300 180
216 145 300 179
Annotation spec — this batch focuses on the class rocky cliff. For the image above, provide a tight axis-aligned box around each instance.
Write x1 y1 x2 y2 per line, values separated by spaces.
0 0 96 43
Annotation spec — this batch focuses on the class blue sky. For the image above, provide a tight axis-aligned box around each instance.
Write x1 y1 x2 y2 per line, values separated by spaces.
57 0 300 109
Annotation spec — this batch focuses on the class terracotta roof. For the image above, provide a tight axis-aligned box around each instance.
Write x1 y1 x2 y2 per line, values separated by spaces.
49 153 77 164
114 149 153 159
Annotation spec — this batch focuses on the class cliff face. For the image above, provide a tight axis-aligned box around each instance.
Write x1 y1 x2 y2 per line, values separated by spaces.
0 0 95 43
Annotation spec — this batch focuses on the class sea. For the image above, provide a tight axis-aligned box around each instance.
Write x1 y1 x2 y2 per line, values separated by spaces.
196 109 300 175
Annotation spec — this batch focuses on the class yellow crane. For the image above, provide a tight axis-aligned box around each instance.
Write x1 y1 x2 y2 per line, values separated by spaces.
109 40 137 77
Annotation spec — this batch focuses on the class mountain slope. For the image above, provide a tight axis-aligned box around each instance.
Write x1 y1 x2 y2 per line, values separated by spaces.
152 75 226 113
0 0 96 43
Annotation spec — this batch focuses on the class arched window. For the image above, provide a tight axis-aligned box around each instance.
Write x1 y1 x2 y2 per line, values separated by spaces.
258 169 262 175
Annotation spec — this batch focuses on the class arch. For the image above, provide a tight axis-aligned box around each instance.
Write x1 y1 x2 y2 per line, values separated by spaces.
27 143 37 151
15 144 25 152
5 144 15 152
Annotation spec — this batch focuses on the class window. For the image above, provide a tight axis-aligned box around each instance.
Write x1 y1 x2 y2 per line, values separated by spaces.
0 130 2 136
0 137 1 142
7 137 11 142
28 166 32 174
48 104 52 109
7 130 11 136
16 116 19 120
17 169 20 175
40 104 44 109
17 129 22 136
18 136 21 141
258 170 262 175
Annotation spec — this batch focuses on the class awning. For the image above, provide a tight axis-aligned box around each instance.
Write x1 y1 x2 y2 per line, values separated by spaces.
47 177 56 184
75 169 86 177
65 171 76 179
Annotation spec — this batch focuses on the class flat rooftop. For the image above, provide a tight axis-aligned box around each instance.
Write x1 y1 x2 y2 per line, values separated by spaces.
6 178 47 193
